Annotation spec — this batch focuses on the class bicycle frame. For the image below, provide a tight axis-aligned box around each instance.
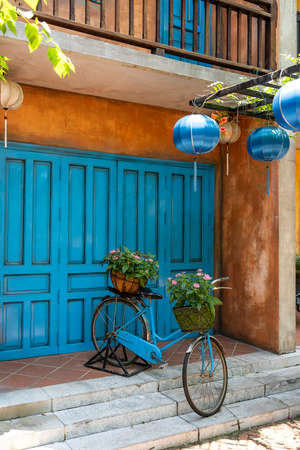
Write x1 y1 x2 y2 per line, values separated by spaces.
115 296 196 364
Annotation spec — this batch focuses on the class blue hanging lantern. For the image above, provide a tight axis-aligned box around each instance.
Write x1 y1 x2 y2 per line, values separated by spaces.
173 114 220 191
173 114 220 154
272 79 300 131
246 126 290 195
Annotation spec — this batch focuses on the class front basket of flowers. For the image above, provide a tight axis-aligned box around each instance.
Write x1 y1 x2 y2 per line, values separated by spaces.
101 247 159 294
166 271 223 332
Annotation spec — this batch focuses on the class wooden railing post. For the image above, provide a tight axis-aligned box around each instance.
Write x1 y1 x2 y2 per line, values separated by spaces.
270 0 278 69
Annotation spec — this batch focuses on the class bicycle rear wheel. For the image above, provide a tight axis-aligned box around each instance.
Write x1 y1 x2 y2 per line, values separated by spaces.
182 335 228 417
92 296 150 366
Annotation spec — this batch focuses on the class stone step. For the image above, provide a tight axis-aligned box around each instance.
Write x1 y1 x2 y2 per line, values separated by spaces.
0 391 177 449
164 364 300 415
33 389 300 450
1 366 299 450
1 348 299 422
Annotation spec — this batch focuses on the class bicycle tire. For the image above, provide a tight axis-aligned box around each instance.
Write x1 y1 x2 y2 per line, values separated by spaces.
182 335 228 417
92 296 150 366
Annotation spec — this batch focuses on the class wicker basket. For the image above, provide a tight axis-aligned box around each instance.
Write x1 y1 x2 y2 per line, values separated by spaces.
110 271 146 294
173 304 214 333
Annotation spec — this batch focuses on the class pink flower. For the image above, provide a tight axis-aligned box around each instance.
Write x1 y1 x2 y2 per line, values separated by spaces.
148 258 153 262
197 268 203 272
113 256 118 260
175 273 181 277
172 280 177 285
110 249 116 254
193 283 200 288
197 272 202 277
168 277 172 281
203 274 212 281
134 255 140 259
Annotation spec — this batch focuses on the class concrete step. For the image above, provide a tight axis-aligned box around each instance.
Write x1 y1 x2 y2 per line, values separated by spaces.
0 364 299 450
32 389 300 450
1 347 299 422
164 364 300 415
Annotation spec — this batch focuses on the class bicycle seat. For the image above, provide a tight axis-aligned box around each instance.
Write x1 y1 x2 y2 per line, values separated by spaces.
140 287 163 300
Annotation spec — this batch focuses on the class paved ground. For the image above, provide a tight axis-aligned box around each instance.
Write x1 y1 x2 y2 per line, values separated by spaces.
170 418 300 449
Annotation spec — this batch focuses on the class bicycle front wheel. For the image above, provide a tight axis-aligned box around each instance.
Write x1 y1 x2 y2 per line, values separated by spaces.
182 335 228 417
92 296 150 366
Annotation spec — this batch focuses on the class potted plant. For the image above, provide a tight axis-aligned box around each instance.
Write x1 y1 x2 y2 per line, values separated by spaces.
101 247 159 294
166 270 223 332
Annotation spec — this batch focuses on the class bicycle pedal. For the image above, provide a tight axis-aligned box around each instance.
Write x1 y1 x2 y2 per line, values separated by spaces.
158 361 168 369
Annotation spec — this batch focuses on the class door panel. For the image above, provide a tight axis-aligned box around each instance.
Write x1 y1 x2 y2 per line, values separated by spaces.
58 156 117 353
117 161 214 337
0 150 60 360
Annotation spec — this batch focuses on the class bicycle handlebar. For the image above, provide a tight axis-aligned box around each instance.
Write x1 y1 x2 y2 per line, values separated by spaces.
211 276 230 285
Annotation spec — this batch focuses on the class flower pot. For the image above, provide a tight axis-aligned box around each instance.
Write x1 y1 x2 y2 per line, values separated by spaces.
173 304 214 332
110 271 146 294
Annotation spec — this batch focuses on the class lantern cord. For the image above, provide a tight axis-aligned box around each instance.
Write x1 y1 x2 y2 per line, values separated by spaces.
193 159 197 193
4 108 8 149
266 165 270 196
226 144 229 176
190 117 198 193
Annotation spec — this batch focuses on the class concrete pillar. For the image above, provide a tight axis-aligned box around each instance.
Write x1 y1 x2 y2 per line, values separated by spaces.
278 0 297 353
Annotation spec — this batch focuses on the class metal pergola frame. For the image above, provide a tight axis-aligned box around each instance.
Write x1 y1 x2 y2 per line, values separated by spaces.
189 63 300 120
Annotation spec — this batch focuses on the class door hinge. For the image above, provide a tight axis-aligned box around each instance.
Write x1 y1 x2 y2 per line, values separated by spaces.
58 207 62 222
57 290 60 303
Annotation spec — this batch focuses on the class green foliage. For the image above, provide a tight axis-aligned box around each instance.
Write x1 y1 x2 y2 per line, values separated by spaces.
0 0 75 79
206 57 300 118
101 247 159 287
166 271 222 319
296 255 300 272
0 55 9 80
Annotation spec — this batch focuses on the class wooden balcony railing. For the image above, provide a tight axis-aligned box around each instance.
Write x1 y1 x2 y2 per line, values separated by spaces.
31 0 277 74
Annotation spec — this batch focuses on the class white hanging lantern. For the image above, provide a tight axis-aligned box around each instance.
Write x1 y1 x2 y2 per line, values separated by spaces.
219 120 241 145
0 80 24 148
219 120 241 176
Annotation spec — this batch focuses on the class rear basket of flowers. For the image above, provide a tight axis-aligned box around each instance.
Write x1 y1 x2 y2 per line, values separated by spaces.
110 271 144 295
173 304 214 333
101 247 159 295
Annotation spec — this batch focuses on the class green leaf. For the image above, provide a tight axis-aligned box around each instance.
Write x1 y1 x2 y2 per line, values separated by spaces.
7 20 16 36
24 0 39 11
25 23 42 52
48 46 75 78
0 24 7 35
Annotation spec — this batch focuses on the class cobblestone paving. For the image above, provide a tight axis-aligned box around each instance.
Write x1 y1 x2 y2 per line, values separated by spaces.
172 418 300 449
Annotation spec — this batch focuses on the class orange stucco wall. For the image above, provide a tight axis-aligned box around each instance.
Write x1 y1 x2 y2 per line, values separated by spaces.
5 85 280 352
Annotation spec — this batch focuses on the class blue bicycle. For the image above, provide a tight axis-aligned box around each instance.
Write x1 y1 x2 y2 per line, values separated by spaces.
91 277 229 416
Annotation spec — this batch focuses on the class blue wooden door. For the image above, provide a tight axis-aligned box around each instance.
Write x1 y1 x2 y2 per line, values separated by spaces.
58 155 117 354
161 0 211 64
0 149 61 360
117 161 214 336
0 145 214 359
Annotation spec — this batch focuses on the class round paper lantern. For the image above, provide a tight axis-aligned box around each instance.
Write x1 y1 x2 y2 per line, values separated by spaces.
0 80 24 148
247 126 290 161
0 80 23 110
272 79 300 131
173 114 220 154
219 121 241 145
247 126 290 195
